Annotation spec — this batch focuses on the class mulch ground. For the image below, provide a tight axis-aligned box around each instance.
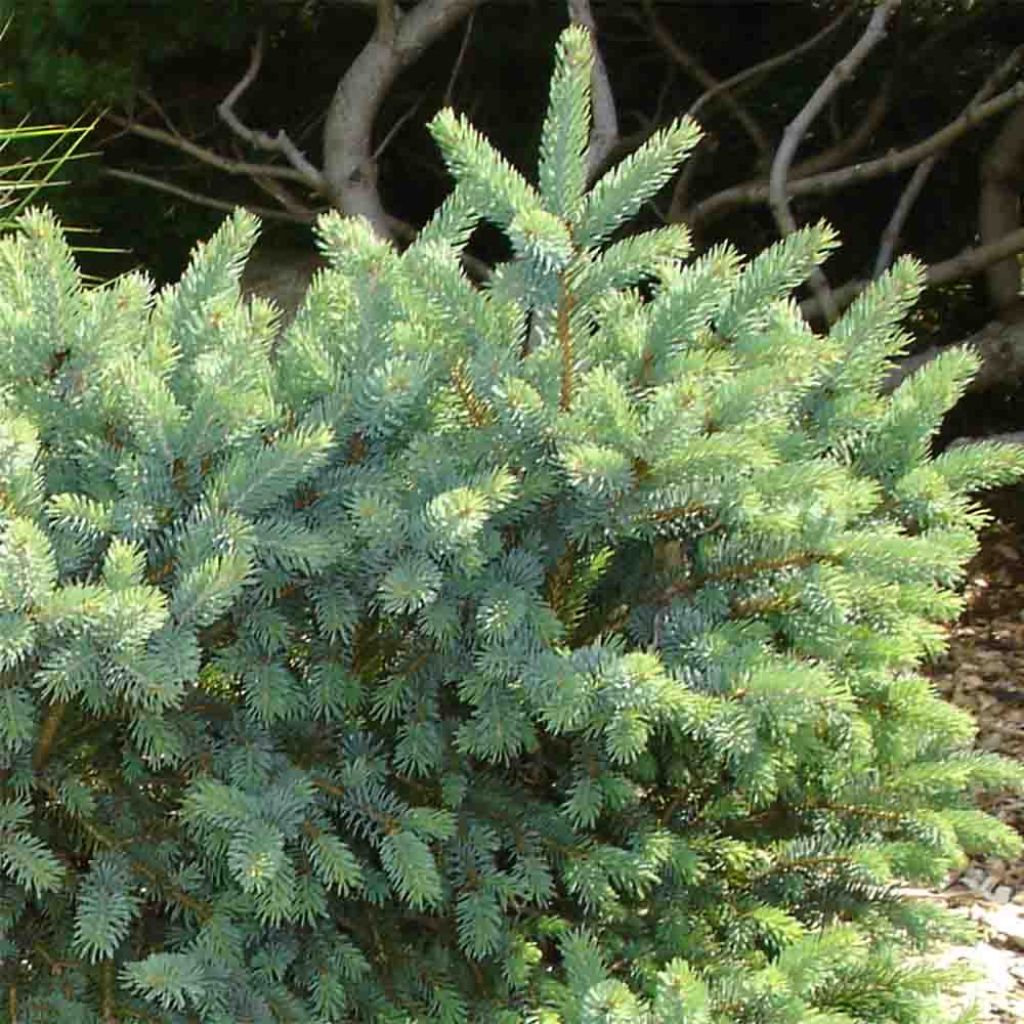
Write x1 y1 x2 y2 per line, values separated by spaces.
919 503 1024 1021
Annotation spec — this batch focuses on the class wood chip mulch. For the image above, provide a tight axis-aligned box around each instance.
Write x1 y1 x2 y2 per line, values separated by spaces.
919 513 1024 1021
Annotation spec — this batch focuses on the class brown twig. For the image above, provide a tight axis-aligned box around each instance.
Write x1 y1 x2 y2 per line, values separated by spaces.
686 1 858 124
101 167 309 223
249 171 322 222
32 701 67 773
104 114 315 186
643 0 770 163
371 98 425 162
450 359 494 426
443 7 476 108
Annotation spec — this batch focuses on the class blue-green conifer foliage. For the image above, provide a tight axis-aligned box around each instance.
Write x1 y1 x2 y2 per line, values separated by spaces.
2 26 1024 1024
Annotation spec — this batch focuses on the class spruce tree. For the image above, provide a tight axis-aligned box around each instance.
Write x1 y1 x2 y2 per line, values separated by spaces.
2 26 1023 1024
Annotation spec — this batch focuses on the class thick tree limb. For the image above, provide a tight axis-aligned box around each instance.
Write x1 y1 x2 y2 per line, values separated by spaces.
874 45 1023 278
768 0 901 323
217 30 326 190
101 167 311 222
322 0 483 238
882 319 1024 396
568 0 619 181
979 102 1024 316
802 226 1024 324
949 431 1024 449
690 79 1024 226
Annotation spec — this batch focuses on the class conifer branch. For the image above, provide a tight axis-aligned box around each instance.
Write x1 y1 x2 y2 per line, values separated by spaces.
100 960 115 1022
32 700 67 773
568 0 619 180
655 551 843 607
450 359 494 426
557 275 576 411
40 784 213 923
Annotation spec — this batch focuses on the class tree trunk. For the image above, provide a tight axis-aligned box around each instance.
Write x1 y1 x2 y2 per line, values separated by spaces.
979 103 1024 320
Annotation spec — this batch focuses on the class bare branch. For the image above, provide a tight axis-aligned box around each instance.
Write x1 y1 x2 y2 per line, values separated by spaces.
872 159 933 278
250 172 322 222
769 0 901 324
690 80 1024 226
949 431 1024 449
802 225 1024 322
791 75 891 179
874 44 1023 277
322 0 483 238
139 90 182 138
568 0 619 180
217 31 325 190
444 7 475 107
643 0 769 162
686 0 858 123
101 167 310 223
104 114 317 187
372 97 425 161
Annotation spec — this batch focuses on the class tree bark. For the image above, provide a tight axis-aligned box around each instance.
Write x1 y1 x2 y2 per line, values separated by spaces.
979 103 1024 320
882 318 1024 394
322 0 482 238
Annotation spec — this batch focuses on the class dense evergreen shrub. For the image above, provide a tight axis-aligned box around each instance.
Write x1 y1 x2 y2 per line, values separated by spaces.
2 26 1023 1024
